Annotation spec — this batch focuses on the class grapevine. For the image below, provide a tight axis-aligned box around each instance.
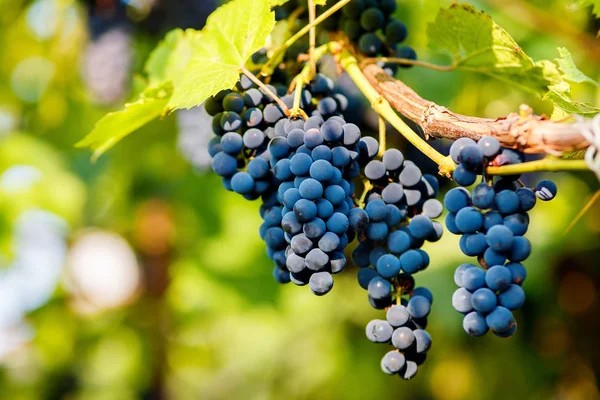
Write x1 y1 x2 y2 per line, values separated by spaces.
78 0 600 381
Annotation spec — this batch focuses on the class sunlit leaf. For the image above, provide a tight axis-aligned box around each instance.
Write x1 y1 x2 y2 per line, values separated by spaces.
167 0 275 111
544 82 600 117
577 0 600 18
76 83 173 161
144 29 184 85
427 3 559 95
555 47 599 86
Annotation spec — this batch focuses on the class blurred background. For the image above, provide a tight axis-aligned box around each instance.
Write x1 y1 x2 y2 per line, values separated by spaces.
0 0 599 399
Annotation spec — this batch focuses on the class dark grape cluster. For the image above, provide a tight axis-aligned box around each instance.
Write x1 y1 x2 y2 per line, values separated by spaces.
445 136 558 337
338 0 415 63
271 115 363 295
349 146 441 376
366 291 433 379
208 73 349 199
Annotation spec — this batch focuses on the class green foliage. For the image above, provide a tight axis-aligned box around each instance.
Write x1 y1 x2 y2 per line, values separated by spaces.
544 82 600 117
167 0 275 110
426 4 559 95
577 0 600 18
427 3 599 117
555 47 599 86
78 0 275 159
75 83 173 161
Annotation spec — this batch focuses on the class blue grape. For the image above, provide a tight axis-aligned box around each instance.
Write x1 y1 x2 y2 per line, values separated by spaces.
472 183 495 209
485 265 512 291
386 305 410 327
452 288 473 314
485 225 514 252
407 296 431 318
463 311 489 337
376 254 401 278
470 288 497 313
368 277 392 300
413 329 432 353
309 271 334 295
358 268 379 290
535 180 557 200
299 178 324 200
495 190 520 214
391 327 415 350
508 236 531 262
498 284 525 310
444 187 471 213
462 267 485 291
506 262 527 285
366 319 394 343
381 351 406 374
455 207 483 233
485 306 515 333
477 136 501 158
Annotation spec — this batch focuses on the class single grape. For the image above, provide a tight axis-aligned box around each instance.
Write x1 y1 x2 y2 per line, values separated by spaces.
309 271 334 295
391 327 415 350
366 319 394 343
463 311 489 337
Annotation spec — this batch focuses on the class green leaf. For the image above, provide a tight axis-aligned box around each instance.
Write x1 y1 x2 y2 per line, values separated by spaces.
76 83 173 161
167 0 275 111
269 0 289 6
544 82 600 117
577 0 600 18
426 3 558 95
144 29 184 85
555 47 599 86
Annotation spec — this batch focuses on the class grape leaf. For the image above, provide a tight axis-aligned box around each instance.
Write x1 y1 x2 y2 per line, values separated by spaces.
167 0 275 111
427 4 559 95
555 47 599 86
76 83 172 161
544 82 600 117
577 0 600 18
144 29 184 85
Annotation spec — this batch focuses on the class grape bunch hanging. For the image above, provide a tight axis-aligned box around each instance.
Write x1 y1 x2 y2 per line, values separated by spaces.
201 0 558 380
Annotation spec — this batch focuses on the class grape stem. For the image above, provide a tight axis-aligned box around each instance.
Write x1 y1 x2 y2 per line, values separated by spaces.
564 189 600 234
339 49 448 167
486 158 589 175
289 43 330 118
378 115 386 157
308 0 317 79
361 57 455 72
261 0 352 76
240 67 290 116
358 180 374 208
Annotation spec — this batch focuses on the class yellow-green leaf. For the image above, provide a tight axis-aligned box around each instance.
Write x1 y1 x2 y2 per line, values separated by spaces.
76 82 173 161
427 4 558 95
577 0 600 18
544 82 600 117
555 47 599 86
144 29 184 85
167 0 275 111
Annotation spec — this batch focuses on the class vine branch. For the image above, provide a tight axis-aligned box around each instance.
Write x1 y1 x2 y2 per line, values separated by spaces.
361 63 593 155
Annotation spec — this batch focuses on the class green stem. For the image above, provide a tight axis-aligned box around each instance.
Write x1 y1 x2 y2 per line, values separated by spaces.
362 57 455 72
261 0 351 76
486 159 590 175
340 49 447 166
241 67 290 115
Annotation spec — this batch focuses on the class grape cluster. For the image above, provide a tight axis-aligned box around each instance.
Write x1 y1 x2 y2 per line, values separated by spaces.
208 73 349 199
445 136 558 337
366 291 433 380
338 0 416 66
271 115 364 295
348 146 441 376
351 148 443 309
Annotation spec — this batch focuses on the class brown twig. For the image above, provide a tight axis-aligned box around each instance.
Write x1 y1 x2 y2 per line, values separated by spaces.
362 63 592 155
